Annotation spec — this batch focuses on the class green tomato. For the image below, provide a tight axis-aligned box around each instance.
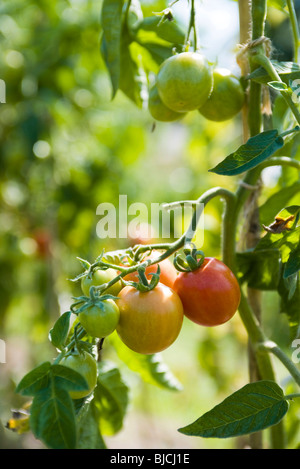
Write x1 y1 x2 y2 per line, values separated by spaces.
78 300 120 338
198 68 245 122
81 268 122 297
156 52 213 113
148 84 186 122
60 351 97 400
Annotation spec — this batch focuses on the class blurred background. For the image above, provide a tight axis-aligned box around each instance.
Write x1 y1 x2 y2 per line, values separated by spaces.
0 0 300 449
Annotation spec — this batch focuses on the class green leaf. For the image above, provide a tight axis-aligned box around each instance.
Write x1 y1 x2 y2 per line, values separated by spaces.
178 381 289 439
49 311 72 350
136 16 185 45
284 242 300 278
209 130 284 176
278 271 300 338
51 364 90 394
119 33 148 107
139 41 173 65
267 81 288 91
249 61 300 85
109 332 183 391
77 403 107 449
92 360 129 436
236 249 281 290
100 0 124 98
30 385 77 449
15 362 51 396
259 182 300 226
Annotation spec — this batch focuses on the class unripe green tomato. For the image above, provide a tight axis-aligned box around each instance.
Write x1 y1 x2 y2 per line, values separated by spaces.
156 52 213 112
78 300 120 338
198 68 245 122
81 268 122 297
60 351 97 400
148 85 186 122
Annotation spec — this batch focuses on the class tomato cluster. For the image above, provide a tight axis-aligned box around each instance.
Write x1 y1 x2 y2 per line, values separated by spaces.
73 252 241 357
148 52 245 123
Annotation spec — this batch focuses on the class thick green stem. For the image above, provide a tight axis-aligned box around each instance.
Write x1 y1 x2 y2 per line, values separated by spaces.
287 0 299 63
257 341 300 388
252 53 300 125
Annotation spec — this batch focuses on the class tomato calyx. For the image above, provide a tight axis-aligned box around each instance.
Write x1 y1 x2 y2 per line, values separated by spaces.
174 245 205 272
125 263 161 292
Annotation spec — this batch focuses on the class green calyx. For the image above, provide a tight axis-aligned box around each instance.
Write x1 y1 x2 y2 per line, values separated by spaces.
174 245 205 272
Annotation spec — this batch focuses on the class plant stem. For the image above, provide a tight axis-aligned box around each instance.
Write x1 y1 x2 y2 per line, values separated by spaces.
287 0 299 63
186 0 198 50
258 341 300 388
252 53 300 125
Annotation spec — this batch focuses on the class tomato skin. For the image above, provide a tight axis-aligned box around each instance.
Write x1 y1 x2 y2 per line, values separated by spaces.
60 352 97 400
78 300 120 338
123 253 178 289
156 52 213 112
198 68 244 122
173 258 241 327
81 268 122 297
116 283 183 354
148 84 186 122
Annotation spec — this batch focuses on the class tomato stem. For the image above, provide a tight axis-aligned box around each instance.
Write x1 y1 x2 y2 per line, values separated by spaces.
287 0 300 63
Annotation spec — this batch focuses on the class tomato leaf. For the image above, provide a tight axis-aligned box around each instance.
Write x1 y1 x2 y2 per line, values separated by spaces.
178 381 289 439
119 31 148 107
259 182 300 226
15 362 51 396
92 360 129 436
109 332 183 391
77 402 107 449
248 60 300 85
100 0 124 98
49 311 72 350
236 249 281 290
209 130 284 176
136 16 185 45
267 81 289 91
278 271 300 339
284 242 300 278
30 385 77 449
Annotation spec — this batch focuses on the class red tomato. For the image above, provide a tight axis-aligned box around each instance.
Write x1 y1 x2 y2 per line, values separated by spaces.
116 283 184 354
173 258 241 327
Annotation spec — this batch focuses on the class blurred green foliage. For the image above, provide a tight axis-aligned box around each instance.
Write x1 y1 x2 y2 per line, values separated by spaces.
0 0 300 449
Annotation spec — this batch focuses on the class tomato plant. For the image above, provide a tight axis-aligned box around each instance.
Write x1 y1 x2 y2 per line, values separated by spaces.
6 0 300 452
198 68 245 122
173 257 241 326
116 283 184 354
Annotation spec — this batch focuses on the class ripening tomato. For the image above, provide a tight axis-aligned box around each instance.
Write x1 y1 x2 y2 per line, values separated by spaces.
148 84 186 122
81 268 122 297
198 68 245 122
156 52 213 112
123 253 178 289
173 257 241 327
60 351 97 400
116 283 184 354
